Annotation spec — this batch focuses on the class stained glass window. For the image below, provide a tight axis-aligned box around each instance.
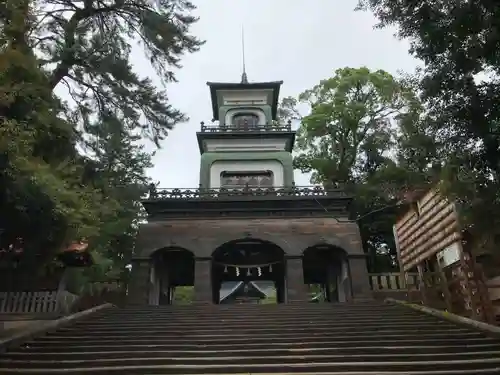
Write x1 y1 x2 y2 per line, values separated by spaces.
220 171 274 188
232 113 260 128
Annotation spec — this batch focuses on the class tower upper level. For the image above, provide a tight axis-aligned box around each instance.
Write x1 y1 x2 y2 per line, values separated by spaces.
207 80 282 127
196 78 295 155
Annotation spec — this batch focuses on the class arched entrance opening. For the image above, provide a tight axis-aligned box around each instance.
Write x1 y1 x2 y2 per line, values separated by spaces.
150 247 194 305
211 239 285 304
303 245 350 303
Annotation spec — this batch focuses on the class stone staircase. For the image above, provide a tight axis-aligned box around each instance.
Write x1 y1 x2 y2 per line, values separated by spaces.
1 301 500 374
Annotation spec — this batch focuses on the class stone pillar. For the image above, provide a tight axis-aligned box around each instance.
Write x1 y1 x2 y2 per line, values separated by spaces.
338 259 350 302
128 258 151 305
161 261 172 305
275 278 285 304
148 262 160 305
326 264 337 302
286 257 309 303
348 255 372 300
159 275 171 305
193 258 213 304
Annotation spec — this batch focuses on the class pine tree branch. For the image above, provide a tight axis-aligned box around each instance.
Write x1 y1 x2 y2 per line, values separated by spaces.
48 3 120 90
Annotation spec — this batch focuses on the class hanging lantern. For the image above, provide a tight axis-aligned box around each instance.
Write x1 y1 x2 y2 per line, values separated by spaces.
258 267 262 277
246 267 251 276
236 267 240 277
224 266 228 273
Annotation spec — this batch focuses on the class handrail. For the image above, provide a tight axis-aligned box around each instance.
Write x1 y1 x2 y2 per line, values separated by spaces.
144 185 349 200
199 121 292 133
369 272 420 291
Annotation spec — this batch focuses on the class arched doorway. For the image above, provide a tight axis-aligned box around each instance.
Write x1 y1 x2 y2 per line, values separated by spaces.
150 247 194 305
303 245 350 303
211 239 285 304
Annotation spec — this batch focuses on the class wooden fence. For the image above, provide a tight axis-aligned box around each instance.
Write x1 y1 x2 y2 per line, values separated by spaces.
0 291 78 314
369 273 419 291
487 276 500 322
8 275 494 313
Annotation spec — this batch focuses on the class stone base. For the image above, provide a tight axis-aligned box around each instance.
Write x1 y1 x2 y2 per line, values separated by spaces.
286 257 309 303
193 258 213 304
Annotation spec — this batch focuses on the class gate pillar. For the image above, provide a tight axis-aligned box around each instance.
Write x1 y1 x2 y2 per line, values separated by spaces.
193 257 213 304
286 256 309 303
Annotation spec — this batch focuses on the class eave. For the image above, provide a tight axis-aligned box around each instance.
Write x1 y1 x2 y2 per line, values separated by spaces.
207 81 283 120
141 194 353 220
195 130 296 154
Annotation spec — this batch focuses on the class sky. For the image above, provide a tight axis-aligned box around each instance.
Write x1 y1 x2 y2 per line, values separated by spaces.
131 0 420 189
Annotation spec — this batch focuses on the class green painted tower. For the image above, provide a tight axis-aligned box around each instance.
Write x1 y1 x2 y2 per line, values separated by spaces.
196 74 296 189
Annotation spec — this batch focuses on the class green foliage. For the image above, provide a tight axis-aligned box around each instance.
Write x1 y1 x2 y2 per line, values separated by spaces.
82 111 153 280
283 67 438 271
292 67 421 185
0 0 104 269
33 0 205 146
357 0 500 257
0 0 202 288
173 286 194 304
260 290 277 304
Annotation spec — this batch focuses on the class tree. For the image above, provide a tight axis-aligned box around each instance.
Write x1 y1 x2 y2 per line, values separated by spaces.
33 0 204 274
82 110 153 283
0 0 106 279
32 0 204 145
357 0 500 258
0 0 203 287
283 67 437 271
292 67 421 185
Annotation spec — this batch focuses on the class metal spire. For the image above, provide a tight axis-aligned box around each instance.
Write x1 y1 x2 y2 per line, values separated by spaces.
241 26 248 83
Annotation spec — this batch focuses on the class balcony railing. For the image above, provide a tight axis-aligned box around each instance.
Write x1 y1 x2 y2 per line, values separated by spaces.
200 121 292 133
145 185 348 200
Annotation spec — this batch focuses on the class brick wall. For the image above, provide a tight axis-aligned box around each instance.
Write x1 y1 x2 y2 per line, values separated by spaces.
137 217 364 258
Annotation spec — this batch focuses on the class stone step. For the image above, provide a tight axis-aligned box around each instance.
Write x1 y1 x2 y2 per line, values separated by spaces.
31 331 487 346
3 369 500 375
84 313 433 323
86 309 426 319
17 341 500 354
116 305 391 311
120 302 386 309
43 324 475 336
100 308 404 316
6 344 500 359
1 357 500 373
97 306 416 312
46 326 472 338
2 350 500 368
92 308 419 316
76 315 436 326
85 312 429 322
97 304 411 313
58 321 460 334
66 321 452 332
23 335 497 349
98 303 407 313
2 302 500 374
85 313 425 323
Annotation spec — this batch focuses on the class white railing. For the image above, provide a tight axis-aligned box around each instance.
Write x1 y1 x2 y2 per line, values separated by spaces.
0 291 78 314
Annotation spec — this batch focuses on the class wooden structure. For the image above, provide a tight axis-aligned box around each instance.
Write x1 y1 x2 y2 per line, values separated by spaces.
394 188 495 323
0 239 94 316
487 276 500 324
0 291 78 314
